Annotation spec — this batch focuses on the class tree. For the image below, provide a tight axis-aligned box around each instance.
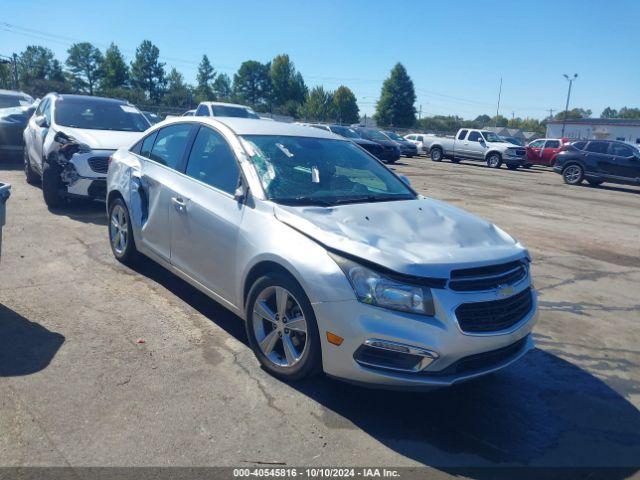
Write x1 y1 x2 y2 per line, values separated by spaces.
299 86 334 122
100 43 129 92
374 63 416 127
473 114 491 126
601 107 618 118
163 68 193 108
65 42 104 95
130 40 166 103
617 107 640 119
0 62 12 89
233 60 271 110
212 73 232 101
332 85 359 124
17 46 68 97
554 108 591 121
269 54 307 112
196 54 215 102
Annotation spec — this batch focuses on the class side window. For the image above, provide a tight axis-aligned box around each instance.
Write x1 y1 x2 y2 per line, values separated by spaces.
149 124 193 169
457 129 468 140
417 136 424 141
195 104 209 117
529 140 544 148
585 141 609 154
545 140 561 148
468 131 481 142
609 143 634 157
139 131 159 157
185 126 239 194
572 141 586 150
38 98 51 125
35 98 47 116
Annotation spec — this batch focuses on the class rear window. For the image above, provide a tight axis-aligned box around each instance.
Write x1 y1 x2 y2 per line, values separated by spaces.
211 105 259 119
0 94 33 108
546 140 561 148
571 141 586 150
585 141 609 154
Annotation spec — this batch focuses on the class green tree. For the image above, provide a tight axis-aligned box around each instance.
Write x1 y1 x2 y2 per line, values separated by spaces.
212 73 232 101
374 63 416 127
0 61 12 89
332 85 359 124
163 68 193 108
233 60 271 110
269 54 307 112
617 107 640 119
130 40 166 103
473 114 491 126
17 46 68 97
65 42 104 95
299 86 334 121
195 54 215 102
554 108 591 121
601 107 618 118
100 43 129 92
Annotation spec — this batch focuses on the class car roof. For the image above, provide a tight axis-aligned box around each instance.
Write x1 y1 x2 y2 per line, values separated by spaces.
160 116 343 139
0 89 34 101
199 101 255 110
56 94 128 104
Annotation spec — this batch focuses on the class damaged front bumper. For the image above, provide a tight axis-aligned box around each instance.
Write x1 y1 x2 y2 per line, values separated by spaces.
57 149 111 200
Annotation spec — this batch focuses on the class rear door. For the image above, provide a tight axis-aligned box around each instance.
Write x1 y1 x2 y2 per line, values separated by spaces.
584 141 614 176
169 125 244 304
136 123 195 261
542 139 561 165
29 98 51 171
454 129 469 157
526 139 545 164
607 142 640 181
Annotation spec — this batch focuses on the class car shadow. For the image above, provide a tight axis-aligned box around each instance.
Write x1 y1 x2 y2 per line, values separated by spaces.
0 303 65 377
47 200 108 226
579 183 640 195
448 162 544 174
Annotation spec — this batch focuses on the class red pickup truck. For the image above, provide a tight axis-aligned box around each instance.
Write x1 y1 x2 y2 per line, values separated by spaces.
525 138 570 166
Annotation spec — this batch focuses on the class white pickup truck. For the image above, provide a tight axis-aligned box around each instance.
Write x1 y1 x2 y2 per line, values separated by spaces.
428 129 527 169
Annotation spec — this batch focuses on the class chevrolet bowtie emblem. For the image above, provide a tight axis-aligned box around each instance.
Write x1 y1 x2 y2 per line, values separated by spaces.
498 285 514 296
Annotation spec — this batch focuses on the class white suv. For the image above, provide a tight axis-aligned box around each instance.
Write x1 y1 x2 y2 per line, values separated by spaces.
194 101 260 119
23 94 150 207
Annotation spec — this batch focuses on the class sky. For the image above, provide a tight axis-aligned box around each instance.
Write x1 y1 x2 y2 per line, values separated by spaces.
1 0 639 120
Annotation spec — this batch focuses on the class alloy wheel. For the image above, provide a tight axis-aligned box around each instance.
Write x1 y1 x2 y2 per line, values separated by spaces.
564 165 583 184
488 155 500 168
110 204 129 256
252 286 308 368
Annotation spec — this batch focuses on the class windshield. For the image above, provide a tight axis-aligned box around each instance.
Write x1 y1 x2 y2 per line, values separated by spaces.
0 94 33 108
384 131 403 141
0 106 35 122
54 97 149 132
241 135 415 206
212 105 260 119
481 131 502 142
330 125 361 139
359 128 389 142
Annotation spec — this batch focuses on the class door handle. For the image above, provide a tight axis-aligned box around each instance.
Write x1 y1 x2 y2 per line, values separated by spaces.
171 196 188 213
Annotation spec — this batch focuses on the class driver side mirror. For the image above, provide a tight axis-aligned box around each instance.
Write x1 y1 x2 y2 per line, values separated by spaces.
478 137 485 143
34 114 48 128
234 181 248 204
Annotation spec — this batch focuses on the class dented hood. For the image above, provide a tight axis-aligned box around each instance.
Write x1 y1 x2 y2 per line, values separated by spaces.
274 197 528 278
56 127 144 151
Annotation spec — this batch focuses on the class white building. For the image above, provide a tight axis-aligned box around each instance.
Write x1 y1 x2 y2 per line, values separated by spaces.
546 118 640 145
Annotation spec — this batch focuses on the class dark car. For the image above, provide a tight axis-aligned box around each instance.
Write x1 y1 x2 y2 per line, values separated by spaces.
352 127 401 164
553 140 640 187
141 110 161 125
310 124 384 159
382 131 419 157
500 136 525 147
0 90 36 160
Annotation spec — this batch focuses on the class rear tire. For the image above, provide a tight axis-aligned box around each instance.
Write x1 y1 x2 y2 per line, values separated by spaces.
562 164 584 185
24 150 39 185
108 197 141 266
487 153 502 168
246 273 322 381
42 161 64 208
430 147 443 162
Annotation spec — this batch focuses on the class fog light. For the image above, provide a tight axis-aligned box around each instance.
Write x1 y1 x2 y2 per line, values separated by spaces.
354 339 438 373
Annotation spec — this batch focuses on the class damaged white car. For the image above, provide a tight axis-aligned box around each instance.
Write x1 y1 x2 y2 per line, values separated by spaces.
24 94 149 207
107 117 537 389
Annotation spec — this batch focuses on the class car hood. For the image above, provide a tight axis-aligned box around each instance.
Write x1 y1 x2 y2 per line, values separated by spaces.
488 141 519 149
56 127 145 150
274 198 527 278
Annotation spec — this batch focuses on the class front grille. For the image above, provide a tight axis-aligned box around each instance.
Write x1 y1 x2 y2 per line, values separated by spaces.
87 179 107 199
87 156 109 174
455 288 533 333
449 260 527 291
423 336 528 377
515 148 526 156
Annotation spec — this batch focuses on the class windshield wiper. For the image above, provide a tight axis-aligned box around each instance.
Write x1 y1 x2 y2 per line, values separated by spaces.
331 195 412 205
275 197 335 206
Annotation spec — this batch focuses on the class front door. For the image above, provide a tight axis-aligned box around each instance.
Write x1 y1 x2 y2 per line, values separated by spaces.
526 139 545 164
170 125 244 304
466 131 485 160
542 139 561 165
608 142 640 181
28 98 51 171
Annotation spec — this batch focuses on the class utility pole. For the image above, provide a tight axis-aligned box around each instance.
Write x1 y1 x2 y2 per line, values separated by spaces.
418 104 422 120
561 74 578 137
548 108 555 120
495 77 502 127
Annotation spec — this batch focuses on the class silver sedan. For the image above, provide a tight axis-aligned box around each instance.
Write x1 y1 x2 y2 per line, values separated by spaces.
106 117 537 389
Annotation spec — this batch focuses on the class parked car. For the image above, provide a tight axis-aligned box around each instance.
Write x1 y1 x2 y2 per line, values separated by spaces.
0 90 36 160
525 138 570 167
382 131 418 157
500 136 525 147
429 129 527 169
194 101 260 119
352 127 401 163
23 94 150 207
182 110 195 117
107 117 537 389
141 110 161 125
404 133 437 155
309 124 383 159
553 139 640 187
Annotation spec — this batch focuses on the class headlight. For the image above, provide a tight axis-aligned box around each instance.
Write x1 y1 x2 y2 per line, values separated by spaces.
330 253 435 316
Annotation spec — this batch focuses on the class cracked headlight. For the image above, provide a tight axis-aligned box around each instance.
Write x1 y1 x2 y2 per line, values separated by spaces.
331 253 435 316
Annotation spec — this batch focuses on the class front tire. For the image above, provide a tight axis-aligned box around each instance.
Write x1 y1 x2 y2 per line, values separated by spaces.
430 147 443 162
563 164 584 185
246 273 322 381
108 198 140 265
487 153 502 168
41 161 64 208
24 150 39 185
